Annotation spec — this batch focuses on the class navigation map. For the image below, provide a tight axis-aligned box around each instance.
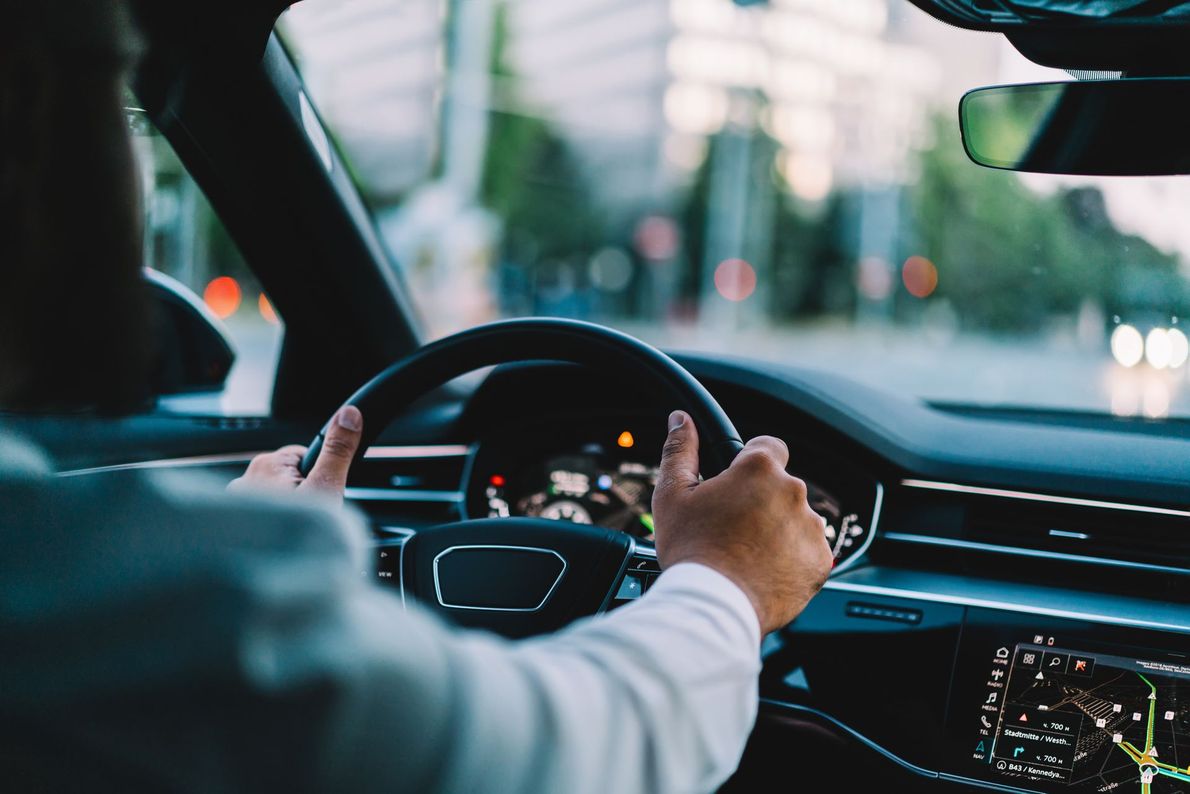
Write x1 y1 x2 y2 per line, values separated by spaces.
989 644 1190 792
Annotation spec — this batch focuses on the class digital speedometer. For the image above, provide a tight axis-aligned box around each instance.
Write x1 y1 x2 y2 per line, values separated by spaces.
488 454 658 538
474 421 878 571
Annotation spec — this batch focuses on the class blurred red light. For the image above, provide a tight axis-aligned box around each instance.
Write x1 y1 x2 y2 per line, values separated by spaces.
204 276 242 318
713 258 757 302
902 255 938 299
490 475 506 487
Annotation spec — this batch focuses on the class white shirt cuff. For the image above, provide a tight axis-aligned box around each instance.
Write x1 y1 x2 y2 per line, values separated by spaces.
646 561 762 648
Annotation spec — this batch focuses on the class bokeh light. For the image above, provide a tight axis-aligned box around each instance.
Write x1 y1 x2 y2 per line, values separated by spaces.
1145 327 1171 369
1168 328 1189 369
203 276 241 319
901 255 938 298
258 293 279 325
633 215 681 262
588 247 634 292
713 258 757 302
1110 324 1144 368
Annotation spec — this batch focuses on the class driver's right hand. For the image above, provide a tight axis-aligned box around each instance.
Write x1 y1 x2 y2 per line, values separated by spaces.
651 410 834 635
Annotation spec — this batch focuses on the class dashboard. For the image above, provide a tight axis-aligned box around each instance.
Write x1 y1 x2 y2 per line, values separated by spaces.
463 417 880 572
347 358 1190 792
38 351 1190 793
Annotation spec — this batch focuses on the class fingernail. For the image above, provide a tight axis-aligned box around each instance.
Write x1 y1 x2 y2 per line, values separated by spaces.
337 405 362 432
668 411 686 432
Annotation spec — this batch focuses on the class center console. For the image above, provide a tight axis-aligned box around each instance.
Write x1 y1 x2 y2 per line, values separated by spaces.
772 586 1190 792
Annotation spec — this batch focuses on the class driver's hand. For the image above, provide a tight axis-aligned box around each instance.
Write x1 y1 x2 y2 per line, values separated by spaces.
651 410 833 635
228 406 363 501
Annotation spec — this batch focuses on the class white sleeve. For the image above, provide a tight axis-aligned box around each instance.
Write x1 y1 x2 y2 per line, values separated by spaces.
319 562 762 794
4 468 761 794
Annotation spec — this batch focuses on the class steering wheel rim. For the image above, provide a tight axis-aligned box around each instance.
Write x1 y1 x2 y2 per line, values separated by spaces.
300 317 744 479
300 318 744 636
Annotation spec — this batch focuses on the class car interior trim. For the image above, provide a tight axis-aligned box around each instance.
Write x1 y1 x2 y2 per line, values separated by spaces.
822 579 1190 633
366 445 472 459
344 487 465 503
378 528 414 609
56 452 267 477
757 700 1040 792
901 477 1190 518
830 481 883 575
883 531 1190 576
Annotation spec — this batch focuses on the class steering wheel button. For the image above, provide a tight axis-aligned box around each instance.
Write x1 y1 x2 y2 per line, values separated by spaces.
615 574 644 600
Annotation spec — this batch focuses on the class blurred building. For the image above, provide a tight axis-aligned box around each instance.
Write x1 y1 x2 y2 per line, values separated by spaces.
505 0 946 212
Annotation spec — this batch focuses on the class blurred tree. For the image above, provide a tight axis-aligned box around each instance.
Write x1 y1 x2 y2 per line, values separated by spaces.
479 4 605 272
908 115 1184 331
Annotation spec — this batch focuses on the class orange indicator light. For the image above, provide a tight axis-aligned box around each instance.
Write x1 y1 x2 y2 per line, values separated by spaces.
489 474 506 487
617 431 635 449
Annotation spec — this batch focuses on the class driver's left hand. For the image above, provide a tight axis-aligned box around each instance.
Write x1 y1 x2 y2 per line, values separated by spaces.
228 406 363 500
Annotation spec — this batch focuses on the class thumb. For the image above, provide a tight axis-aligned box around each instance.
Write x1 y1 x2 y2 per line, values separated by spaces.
303 406 363 496
655 410 700 503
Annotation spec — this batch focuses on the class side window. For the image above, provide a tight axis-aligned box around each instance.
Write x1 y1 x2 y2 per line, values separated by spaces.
133 127 283 416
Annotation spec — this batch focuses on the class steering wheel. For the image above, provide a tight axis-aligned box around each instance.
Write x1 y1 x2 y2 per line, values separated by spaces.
300 318 744 636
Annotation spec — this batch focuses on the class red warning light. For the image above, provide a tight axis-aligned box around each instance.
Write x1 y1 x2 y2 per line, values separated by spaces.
489 474 506 487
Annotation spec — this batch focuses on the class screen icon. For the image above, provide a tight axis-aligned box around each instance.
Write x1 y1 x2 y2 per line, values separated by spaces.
1033 634 1044 644
1069 656 1095 676
991 669 1004 681
1017 649 1041 668
985 692 998 705
995 647 1010 658
981 715 992 729
1042 651 1069 672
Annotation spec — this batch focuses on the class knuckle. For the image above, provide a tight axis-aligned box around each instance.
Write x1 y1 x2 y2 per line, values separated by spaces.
321 436 356 460
786 475 808 501
661 434 687 459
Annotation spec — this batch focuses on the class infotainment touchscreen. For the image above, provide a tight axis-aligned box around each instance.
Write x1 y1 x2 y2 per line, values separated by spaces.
950 611 1190 792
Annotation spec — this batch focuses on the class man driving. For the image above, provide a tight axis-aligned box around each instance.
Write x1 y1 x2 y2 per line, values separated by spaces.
0 3 833 791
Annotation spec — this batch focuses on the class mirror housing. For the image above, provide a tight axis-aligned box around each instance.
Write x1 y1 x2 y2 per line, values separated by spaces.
959 78 1190 176
144 269 235 396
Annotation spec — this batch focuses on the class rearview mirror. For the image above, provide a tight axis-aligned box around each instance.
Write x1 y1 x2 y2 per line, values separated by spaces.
959 78 1190 176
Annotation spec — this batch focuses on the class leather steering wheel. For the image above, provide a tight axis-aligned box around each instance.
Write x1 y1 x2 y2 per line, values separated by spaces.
300 318 744 636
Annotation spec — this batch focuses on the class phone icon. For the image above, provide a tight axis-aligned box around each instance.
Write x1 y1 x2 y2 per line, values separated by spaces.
981 716 993 729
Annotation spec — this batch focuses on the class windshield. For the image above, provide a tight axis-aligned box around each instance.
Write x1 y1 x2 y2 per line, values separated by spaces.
281 0 1190 419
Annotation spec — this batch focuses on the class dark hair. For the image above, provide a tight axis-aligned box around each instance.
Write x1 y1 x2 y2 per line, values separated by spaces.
0 0 151 414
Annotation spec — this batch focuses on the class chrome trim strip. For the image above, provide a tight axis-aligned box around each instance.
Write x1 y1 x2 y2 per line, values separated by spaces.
883 532 1189 576
57 445 471 478
365 445 471 459
432 545 567 612
345 487 464 503
821 580 1190 633
901 478 1190 519
831 481 883 575
57 452 265 477
631 543 657 559
597 537 640 613
757 700 1040 793
377 527 415 610
1047 528 1090 540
